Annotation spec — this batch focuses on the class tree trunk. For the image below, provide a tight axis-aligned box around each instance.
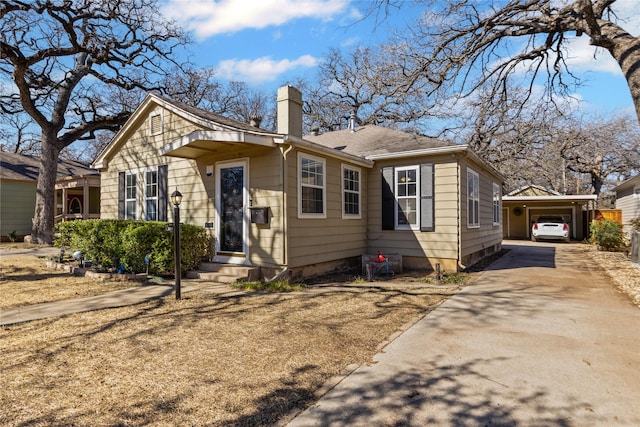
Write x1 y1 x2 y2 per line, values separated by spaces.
31 135 60 245
599 25 640 122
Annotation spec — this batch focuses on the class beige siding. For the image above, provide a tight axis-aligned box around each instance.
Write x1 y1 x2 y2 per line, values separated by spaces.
0 180 36 236
459 160 503 267
617 193 640 236
367 156 460 271
100 106 206 222
286 149 368 268
100 105 292 268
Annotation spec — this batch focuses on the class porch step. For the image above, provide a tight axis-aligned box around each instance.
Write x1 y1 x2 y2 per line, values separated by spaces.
186 263 259 283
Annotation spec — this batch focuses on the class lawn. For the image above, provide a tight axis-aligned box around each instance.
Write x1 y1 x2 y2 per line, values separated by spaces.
0 252 465 426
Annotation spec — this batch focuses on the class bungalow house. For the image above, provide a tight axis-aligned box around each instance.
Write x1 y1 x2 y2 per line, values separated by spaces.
612 175 640 237
502 185 597 241
92 86 504 279
0 151 100 241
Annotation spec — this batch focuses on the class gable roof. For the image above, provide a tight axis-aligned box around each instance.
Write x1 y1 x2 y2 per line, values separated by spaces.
612 175 640 193
305 125 452 157
93 92 280 169
506 184 561 197
0 151 98 182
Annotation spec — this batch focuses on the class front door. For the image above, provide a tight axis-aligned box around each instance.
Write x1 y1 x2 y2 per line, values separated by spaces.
215 160 248 264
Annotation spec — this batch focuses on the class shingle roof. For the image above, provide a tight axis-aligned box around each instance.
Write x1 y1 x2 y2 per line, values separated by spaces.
304 125 452 157
0 151 98 182
154 94 275 135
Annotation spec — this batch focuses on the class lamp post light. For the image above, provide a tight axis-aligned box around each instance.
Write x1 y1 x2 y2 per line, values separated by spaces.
171 189 183 300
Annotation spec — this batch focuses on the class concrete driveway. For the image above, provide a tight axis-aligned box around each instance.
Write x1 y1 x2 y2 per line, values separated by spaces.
287 241 640 426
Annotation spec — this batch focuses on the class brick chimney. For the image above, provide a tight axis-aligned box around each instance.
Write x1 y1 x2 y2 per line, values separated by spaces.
277 85 303 138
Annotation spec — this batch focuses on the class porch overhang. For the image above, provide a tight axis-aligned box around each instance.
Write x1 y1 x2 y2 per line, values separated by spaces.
161 130 277 159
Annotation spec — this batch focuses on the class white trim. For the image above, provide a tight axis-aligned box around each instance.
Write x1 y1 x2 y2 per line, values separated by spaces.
214 159 250 265
148 110 163 136
144 169 158 221
395 165 420 231
125 172 137 220
298 152 327 219
503 195 597 202
467 168 480 228
493 182 501 226
341 164 362 219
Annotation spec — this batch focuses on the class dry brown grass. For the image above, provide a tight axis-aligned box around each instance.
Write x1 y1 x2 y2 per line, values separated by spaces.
0 254 463 426
0 255 142 310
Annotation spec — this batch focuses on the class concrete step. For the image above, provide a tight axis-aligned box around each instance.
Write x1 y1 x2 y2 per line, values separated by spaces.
185 263 259 283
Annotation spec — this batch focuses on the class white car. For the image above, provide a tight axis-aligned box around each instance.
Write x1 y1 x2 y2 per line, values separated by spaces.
531 216 570 242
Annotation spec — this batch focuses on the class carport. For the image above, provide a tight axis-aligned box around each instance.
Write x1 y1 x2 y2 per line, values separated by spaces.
502 187 597 241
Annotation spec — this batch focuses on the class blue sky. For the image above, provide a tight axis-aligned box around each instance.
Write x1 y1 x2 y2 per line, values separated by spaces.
162 0 639 118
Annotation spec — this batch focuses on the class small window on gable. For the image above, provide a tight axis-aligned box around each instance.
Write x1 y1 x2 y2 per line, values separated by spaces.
149 112 163 136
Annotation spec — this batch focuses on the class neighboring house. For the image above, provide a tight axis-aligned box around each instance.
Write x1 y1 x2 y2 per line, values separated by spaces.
92 86 504 278
502 185 597 241
0 152 100 240
612 175 640 237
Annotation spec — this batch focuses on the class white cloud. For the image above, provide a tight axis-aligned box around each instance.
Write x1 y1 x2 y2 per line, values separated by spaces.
564 36 622 76
163 0 350 39
217 55 319 82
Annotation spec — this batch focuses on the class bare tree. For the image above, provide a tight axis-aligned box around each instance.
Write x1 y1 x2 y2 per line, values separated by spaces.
163 68 275 130
559 114 640 195
0 0 186 244
460 87 640 196
374 0 640 123
0 113 40 155
303 46 439 134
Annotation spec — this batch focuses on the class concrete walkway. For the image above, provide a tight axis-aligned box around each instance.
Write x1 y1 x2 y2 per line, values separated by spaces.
287 242 640 426
0 245 227 325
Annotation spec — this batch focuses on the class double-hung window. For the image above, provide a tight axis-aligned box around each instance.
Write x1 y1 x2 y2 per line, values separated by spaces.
342 165 361 218
381 164 434 232
118 165 167 221
145 170 158 221
395 166 419 230
467 168 480 228
299 153 326 217
492 182 501 226
125 173 137 219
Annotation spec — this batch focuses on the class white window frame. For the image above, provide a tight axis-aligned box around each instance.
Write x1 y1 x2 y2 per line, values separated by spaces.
493 182 501 226
342 164 361 219
298 153 326 218
125 172 137 219
467 168 480 228
144 169 158 221
395 165 420 230
149 111 163 136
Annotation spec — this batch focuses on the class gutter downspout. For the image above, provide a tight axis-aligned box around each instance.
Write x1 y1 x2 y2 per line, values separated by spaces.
268 138 293 283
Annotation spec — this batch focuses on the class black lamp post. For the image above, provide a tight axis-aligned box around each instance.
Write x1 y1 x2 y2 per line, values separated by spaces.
171 189 183 300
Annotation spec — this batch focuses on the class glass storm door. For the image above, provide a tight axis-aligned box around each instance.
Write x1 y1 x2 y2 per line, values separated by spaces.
215 161 248 263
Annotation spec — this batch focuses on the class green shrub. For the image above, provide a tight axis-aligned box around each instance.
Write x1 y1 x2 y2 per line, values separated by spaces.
590 218 624 251
55 220 211 275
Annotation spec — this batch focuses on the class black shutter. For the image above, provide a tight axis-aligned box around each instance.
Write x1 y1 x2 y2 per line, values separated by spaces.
118 172 125 219
158 165 168 222
381 167 395 230
420 163 434 231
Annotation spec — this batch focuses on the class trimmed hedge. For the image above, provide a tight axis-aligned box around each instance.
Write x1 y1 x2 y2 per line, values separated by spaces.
55 219 211 276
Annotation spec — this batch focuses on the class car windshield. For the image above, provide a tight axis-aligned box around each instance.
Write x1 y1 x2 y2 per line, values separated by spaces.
536 217 564 223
